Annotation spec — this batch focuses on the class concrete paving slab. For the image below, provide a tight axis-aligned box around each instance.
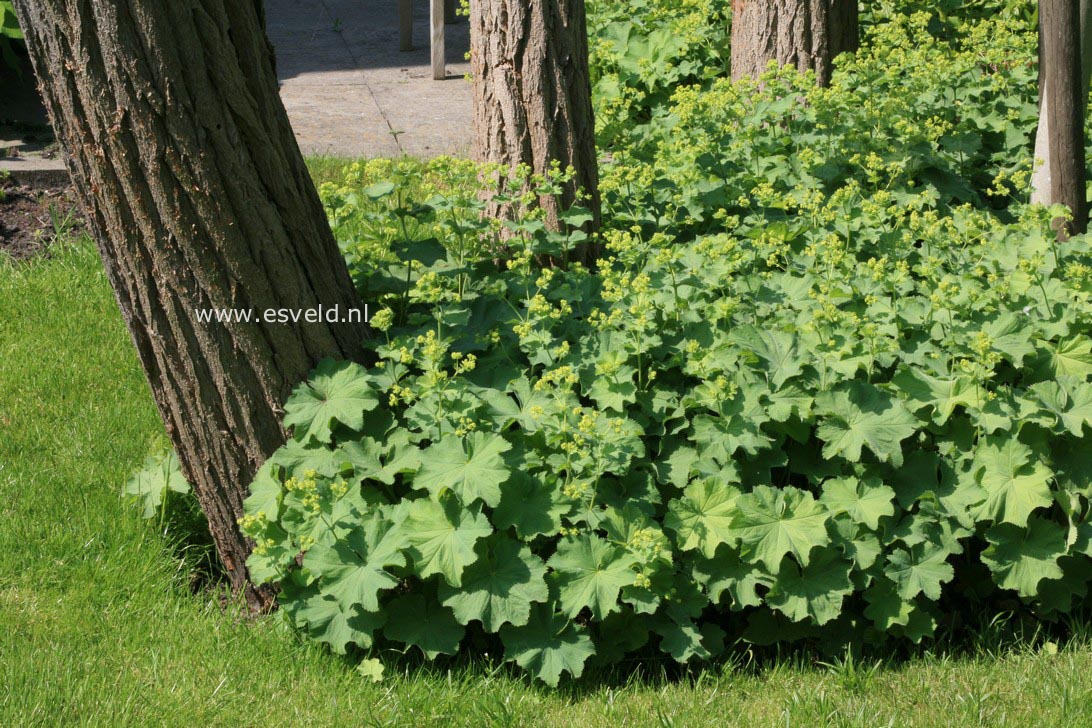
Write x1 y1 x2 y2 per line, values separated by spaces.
369 79 472 157
276 66 371 88
266 0 473 159
279 84 403 158
0 0 474 185
0 155 69 187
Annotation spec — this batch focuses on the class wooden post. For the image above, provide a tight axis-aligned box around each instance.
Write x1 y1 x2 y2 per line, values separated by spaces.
445 0 458 24
1041 0 1088 238
431 0 445 79
399 0 413 51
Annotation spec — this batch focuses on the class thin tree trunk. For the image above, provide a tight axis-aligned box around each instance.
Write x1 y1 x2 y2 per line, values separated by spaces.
471 0 600 258
1035 0 1088 238
12 0 369 611
1031 0 1092 225
731 0 858 86
829 0 859 62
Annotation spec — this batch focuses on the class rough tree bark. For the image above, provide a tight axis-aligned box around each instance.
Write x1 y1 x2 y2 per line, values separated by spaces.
731 0 859 86
12 0 369 611
471 0 600 252
827 0 859 66
1031 0 1091 238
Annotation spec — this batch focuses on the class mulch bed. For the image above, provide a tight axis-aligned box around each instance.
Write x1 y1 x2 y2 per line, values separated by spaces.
0 176 82 260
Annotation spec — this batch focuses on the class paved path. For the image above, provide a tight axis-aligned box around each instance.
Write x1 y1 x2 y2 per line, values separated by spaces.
266 0 474 159
0 0 469 183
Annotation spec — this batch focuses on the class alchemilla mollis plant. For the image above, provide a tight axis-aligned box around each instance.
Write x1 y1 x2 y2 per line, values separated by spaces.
236 2 1092 685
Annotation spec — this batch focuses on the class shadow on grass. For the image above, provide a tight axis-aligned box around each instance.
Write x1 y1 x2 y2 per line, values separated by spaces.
283 595 1092 702
123 457 220 597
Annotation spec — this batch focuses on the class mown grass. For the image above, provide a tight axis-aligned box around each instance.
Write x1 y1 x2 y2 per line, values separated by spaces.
3 232 1092 727
306 154 363 187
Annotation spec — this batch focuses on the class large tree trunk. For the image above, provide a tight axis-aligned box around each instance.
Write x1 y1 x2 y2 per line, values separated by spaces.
1031 0 1091 238
731 0 858 86
12 0 368 611
471 0 600 257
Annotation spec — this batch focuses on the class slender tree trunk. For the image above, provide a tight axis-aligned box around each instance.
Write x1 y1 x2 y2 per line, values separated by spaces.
1035 0 1087 237
471 0 600 257
12 0 368 611
828 0 859 62
731 0 858 86
1031 0 1091 239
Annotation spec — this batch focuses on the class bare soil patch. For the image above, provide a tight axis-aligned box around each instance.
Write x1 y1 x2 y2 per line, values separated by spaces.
0 176 81 260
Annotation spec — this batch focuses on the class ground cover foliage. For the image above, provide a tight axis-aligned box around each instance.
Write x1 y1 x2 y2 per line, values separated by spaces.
231 1 1092 685
13 240 1092 727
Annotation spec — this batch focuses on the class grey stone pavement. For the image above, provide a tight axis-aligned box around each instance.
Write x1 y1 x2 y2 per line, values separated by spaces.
267 0 474 159
0 0 472 182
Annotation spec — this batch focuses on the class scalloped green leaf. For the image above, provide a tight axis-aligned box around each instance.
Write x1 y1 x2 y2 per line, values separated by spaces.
864 578 914 631
303 512 406 612
383 593 464 659
731 485 830 570
501 604 595 687
884 543 953 601
973 435 1053 527
1045 336 1092 378
340 429 423 485
896 603 938 643
356 658 385 683
819 475 895 530
548 534 636 620
653 608 722 663
123 452 191 519
766 547 853 625
404 498 492 587
693 547 772 610
729 325 804 389
414 432 511 507
243 460 284 521
439 534 548 631
492 470 569 538
284 359 379 443
1029 378 1092 437
665 477 741 558
815 381 917 466
690 388 773 458
982 517 1066 597
892 368 983 425
282 581 386 655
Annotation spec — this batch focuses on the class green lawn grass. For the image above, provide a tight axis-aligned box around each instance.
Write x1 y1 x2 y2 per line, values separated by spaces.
3 237 1092 727
306 154 363 187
